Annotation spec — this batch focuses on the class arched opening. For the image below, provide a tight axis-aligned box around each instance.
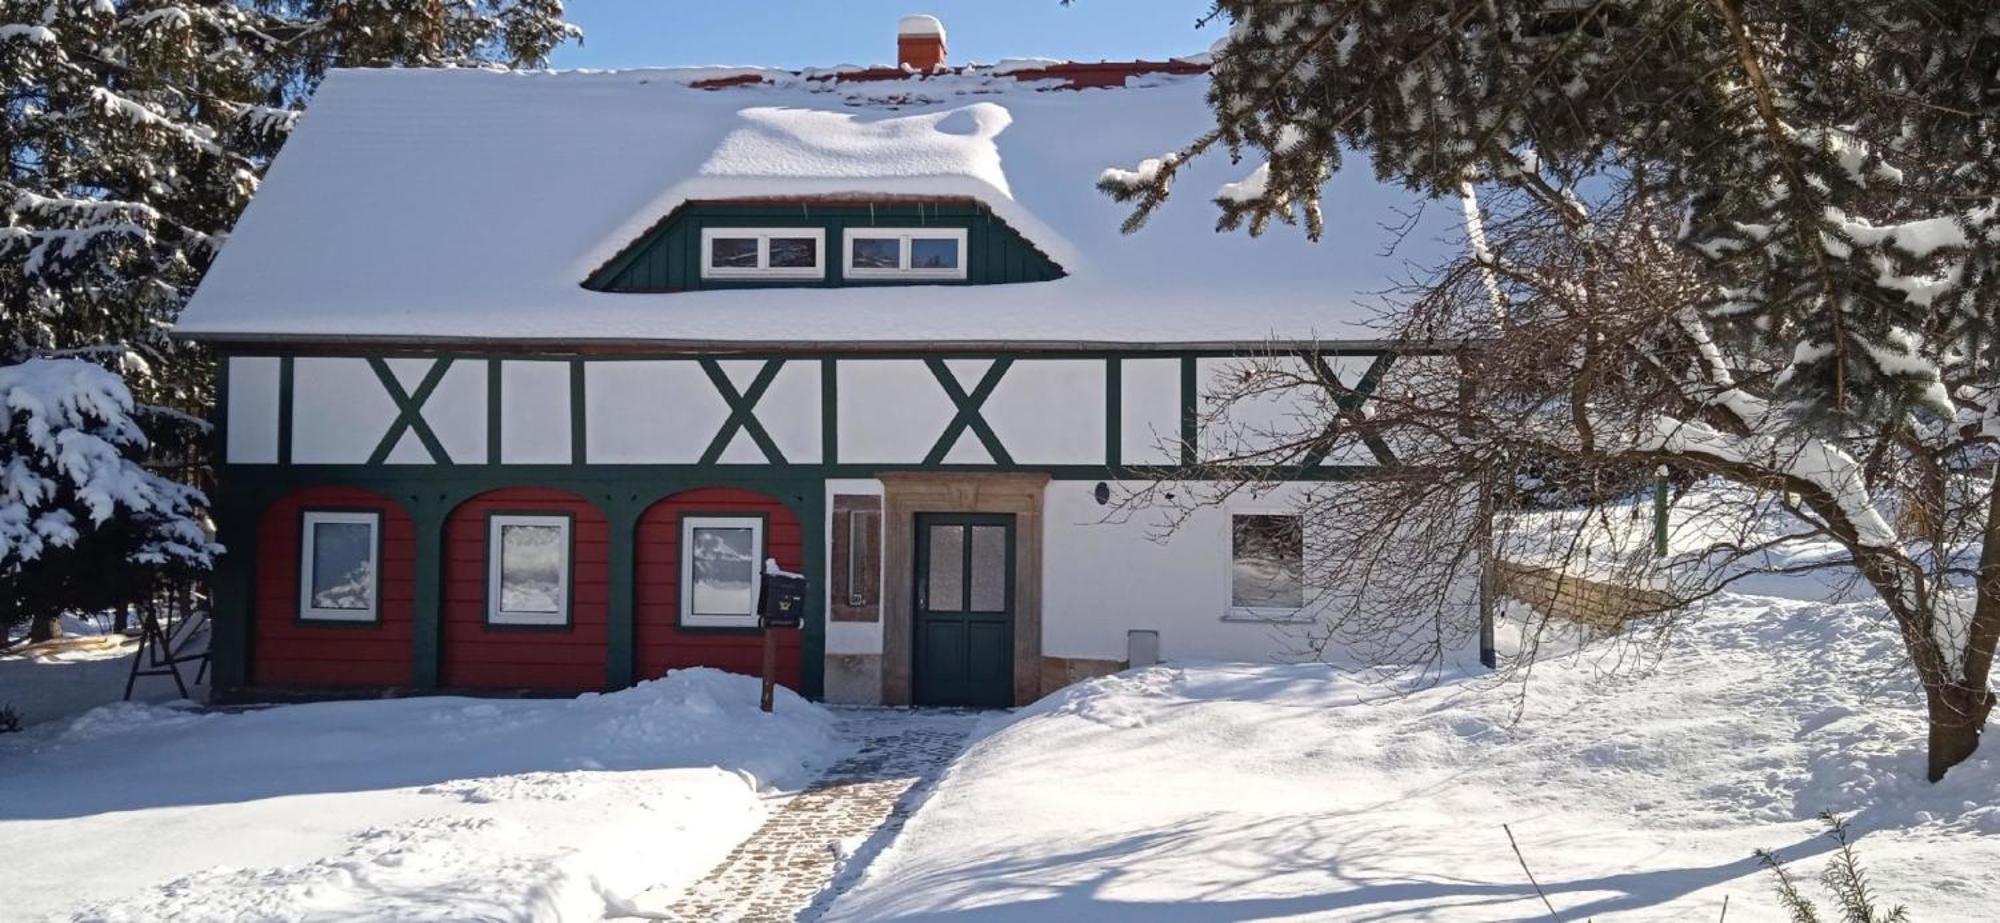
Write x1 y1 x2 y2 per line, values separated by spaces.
441 486 610 691
253 485 416 688
635 486 804 688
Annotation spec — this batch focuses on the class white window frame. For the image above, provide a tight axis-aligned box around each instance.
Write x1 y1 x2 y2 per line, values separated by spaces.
298 510 381 623
680 515 766 629
842 227 969 280
699 227 826 280
487 514 572 627
1222 511 1310 623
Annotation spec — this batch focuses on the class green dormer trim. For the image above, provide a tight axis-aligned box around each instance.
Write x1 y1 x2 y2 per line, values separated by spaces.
583 199 1066 293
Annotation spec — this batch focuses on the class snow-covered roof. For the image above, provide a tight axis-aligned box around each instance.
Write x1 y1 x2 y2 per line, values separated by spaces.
176 66 1451 348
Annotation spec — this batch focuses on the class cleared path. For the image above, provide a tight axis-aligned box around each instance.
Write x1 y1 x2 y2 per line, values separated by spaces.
654 708 982 923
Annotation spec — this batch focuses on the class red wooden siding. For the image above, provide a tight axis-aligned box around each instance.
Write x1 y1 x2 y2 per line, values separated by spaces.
442 487 610 691
635 486 803 687
253 486 416 687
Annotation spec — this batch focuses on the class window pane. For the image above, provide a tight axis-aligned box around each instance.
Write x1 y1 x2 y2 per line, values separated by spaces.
691 526 757 616
768 236 817 268
969 525 1007 612
910 237 960 270
850 236 901 269
926 524 963 611
710 237 758 268
310 521 373 610
500 524 564 613
1231 515 1304 609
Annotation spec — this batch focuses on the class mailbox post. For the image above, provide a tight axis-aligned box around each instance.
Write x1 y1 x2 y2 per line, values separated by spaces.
756 560 807 712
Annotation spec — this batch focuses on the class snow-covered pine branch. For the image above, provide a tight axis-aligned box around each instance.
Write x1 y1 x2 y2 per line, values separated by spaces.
0 358 219 568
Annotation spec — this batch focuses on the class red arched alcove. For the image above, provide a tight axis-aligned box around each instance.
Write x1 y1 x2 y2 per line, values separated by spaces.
441 486 609 691
253 485 416 688
634 486 804 687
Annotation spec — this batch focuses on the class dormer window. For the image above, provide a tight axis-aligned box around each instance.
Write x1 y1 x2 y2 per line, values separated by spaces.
585 202 1063 292
700 227 825 280
844 228 968 280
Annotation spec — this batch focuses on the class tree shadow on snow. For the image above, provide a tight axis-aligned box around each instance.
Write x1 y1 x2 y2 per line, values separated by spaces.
834 810 1837 922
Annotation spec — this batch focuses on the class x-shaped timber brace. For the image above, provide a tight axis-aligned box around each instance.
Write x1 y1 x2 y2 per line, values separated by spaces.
923 358 1016 466
1299 353 1398 468
368 358 456 465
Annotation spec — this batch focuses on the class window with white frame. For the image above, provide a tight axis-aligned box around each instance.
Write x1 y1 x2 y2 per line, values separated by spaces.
1227 513 1305 619
299 511 380 622
487 514 571 626
681 515 765 628
843 227 968 280
699 227 824 279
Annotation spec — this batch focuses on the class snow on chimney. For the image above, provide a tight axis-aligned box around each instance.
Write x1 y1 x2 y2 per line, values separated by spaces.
898 14 947 73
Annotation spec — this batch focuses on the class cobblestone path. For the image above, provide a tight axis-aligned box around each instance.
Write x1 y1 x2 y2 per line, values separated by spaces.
658 708 981 922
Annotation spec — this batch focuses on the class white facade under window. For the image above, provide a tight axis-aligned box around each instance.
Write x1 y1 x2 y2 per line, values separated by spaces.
299 511 381 622
487 514 571 626
699 227 825 279
1226 513 1306 621
681 515 765 628
843 227 967 280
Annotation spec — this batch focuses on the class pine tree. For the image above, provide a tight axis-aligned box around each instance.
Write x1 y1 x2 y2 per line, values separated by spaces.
0 358 220 642
0 0 578 637
1 1 581 409
1103 1 1999 429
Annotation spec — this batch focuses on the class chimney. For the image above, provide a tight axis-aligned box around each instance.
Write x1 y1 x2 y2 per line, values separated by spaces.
897 14 947 73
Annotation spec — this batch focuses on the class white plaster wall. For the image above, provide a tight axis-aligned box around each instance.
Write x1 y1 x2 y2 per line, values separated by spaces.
501 361 572 464
291 358 398 464
837 361 957 463
225 357 280 464
981 360 1105 465
584 361 727 464
1040 480 1324 664
823 478 886 655
1120 358 1181 465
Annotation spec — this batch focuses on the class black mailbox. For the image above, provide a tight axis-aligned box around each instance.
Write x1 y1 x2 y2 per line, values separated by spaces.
758 569 807 629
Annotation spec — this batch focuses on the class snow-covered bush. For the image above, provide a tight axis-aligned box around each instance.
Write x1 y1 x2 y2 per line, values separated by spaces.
0 359 220 642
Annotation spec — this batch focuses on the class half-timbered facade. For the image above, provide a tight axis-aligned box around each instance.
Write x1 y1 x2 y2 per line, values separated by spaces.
179 18 1444 707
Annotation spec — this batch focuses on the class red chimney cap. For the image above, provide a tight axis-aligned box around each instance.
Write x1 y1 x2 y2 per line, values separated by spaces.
898 14 948 72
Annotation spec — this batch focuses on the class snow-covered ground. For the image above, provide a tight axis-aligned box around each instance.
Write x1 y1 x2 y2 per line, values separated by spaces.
3 669 840 922
0 612 204 727
824 587 2000 921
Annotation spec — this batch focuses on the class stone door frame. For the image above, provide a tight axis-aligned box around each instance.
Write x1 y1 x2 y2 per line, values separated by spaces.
879 472 1047 706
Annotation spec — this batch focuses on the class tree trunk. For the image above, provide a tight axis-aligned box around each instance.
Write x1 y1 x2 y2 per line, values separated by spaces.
28 612 62 644
113 602 130 634
1927 682 1995 782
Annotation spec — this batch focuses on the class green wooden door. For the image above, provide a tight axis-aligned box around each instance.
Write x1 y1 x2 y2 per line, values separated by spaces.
913 513 1015 707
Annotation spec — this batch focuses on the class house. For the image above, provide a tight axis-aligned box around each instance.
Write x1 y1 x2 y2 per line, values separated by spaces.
176 16 1446 708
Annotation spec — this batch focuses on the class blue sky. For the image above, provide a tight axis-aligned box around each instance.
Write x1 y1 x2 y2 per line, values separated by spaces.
550 1 1219 71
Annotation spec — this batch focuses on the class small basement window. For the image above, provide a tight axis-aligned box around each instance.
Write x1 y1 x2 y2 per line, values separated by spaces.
1227 513 1306 620
844 228 968 280
682 515 765 628
488 514 571 626
299 511 380 622
700 227 825 280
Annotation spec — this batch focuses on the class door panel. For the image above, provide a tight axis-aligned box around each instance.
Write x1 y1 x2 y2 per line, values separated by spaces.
914 513 1015 707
